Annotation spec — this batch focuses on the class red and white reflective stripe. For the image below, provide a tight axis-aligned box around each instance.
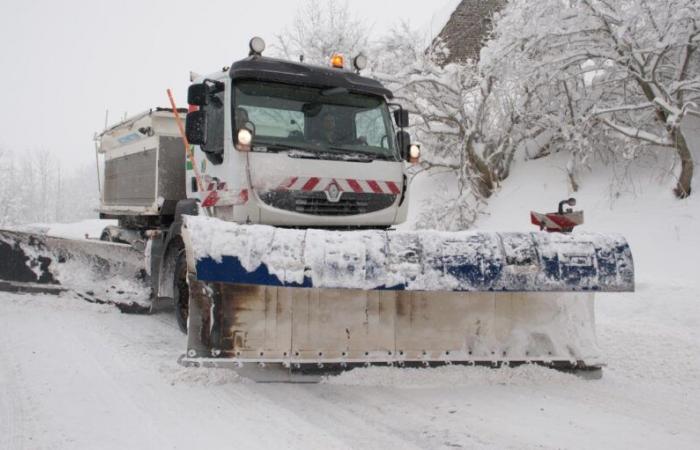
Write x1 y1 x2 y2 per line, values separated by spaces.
278 177 401 195
201 188 249 208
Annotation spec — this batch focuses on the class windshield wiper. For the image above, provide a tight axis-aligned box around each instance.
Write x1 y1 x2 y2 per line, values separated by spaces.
254 140 309 152
287 150 374 162
252 140 391 162
332 153 374 162
328 147 396 161
253 142 361 160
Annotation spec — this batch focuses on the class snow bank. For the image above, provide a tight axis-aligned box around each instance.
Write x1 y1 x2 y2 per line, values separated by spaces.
475 151 700 287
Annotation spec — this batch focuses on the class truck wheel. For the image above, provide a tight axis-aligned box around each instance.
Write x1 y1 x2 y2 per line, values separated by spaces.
100 228 112 242
173 248 189 334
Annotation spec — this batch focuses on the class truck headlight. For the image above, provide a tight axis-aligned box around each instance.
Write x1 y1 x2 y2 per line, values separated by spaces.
409 144 421 161
236 128 253 151
238 129 252 145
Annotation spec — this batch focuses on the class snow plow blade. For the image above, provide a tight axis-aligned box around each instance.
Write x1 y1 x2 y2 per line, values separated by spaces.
0 229 150 312
181 217 634 380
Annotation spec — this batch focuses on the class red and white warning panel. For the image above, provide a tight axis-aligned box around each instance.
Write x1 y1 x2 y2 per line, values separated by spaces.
199 177 402 208
200 181 249 208
277 177 402 195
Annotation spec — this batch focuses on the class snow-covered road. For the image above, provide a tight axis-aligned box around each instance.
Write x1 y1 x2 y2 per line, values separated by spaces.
1 283 698 450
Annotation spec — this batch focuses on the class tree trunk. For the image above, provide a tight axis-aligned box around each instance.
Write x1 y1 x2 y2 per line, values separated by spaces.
673 129 694 199
568 171 580 193
465 135 495 199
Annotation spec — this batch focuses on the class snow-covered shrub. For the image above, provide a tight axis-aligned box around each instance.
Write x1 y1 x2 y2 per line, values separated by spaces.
482 0 700 198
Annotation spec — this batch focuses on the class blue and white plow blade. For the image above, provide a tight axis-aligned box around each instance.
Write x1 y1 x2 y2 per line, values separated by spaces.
181 216 634 379
186 217 634 293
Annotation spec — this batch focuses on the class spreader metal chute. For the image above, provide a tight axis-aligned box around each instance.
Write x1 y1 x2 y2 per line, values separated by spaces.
180 217 633 378
0 229 150 312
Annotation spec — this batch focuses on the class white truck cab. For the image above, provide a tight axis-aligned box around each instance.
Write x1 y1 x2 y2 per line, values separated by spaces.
93 38 422 331
184 39 418 229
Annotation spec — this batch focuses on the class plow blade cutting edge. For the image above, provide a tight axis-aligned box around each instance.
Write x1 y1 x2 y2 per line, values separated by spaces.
181 217 634 380
0 229 150 312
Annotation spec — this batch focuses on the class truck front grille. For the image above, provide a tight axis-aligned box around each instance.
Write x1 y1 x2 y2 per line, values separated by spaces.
258 191 397 216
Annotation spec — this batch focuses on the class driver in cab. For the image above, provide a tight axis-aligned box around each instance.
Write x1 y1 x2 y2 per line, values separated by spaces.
320 113 367 147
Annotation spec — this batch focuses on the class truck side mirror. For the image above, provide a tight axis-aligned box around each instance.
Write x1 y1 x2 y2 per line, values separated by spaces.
393 109 409 128
396 130 410 160
188 83 209 107
185 110 207 146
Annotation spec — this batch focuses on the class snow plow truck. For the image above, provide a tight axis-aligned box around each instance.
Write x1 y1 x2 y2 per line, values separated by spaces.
0 38 634 381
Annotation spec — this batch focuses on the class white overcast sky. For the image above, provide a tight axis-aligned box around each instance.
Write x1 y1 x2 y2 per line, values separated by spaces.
0 0 454 172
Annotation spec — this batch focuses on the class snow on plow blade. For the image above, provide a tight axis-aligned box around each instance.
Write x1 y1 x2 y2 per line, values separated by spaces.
186 217 634 293
0 229 150 312
181 217 634 379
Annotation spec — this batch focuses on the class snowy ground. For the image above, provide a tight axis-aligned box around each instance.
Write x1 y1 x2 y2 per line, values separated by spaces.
2 155 699 449
1 283 698 450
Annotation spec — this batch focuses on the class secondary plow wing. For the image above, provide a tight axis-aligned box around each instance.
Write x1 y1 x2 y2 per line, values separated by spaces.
181 217 634 380
0 229 150 312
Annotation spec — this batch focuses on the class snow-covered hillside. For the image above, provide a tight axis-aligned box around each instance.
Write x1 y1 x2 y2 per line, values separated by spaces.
478 152 699 286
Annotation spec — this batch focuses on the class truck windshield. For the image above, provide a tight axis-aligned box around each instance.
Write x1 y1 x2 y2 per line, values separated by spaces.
233 80 398 160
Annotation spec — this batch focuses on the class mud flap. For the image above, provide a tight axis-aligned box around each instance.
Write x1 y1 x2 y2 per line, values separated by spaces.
0 229 150 312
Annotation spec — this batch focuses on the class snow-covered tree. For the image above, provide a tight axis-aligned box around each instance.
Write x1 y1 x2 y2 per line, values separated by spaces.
0 148 98 226
60 163 100 223
270 0 697 231
0 148 23 226
274 0 370 66
482 0 700 198
372 25 525 230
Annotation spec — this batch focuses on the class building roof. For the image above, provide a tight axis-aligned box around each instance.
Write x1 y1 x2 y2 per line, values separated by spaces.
432 0 506 65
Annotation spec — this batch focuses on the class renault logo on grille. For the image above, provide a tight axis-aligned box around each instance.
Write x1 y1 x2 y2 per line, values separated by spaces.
325 181 343 203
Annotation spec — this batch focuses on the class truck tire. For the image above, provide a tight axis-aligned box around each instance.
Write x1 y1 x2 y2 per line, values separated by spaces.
100 227 113 242
173 247 189 334
99 226 134 245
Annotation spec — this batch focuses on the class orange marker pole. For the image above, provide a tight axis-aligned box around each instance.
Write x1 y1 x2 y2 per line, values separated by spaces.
166 89 205 194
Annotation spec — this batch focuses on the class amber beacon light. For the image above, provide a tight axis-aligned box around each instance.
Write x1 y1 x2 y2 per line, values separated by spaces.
330 54 345 69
